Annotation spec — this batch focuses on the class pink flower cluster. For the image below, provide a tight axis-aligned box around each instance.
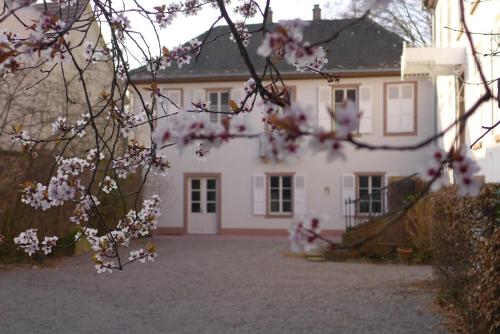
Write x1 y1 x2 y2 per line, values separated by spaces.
257 19 328 72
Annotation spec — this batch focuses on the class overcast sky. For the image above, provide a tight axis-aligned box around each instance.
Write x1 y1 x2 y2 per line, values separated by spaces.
118 0 336 68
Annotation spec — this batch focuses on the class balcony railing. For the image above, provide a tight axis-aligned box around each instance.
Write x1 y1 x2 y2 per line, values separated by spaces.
344 173 419 231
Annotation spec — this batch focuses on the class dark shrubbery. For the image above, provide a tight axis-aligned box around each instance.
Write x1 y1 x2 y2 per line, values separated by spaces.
431 184 499 333
0 151 141 264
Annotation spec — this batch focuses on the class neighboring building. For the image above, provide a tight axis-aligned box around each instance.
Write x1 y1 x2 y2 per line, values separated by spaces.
130 6 435 236
402 0 499 182
0 1 113 151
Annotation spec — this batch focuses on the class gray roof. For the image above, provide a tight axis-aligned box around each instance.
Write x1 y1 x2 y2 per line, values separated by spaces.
130 17 404 83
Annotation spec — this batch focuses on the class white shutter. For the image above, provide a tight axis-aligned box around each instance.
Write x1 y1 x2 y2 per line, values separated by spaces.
386 85 400 132
253 174 266 215
358 85 373 134
191 89 205 109
293 174 307 216
341 173 355 216
166 90 182 113
317 86 332 130
400 84 414 132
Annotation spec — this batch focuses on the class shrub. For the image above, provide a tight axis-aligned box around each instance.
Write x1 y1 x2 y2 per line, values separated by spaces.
431 184 499 333
0 151 142 264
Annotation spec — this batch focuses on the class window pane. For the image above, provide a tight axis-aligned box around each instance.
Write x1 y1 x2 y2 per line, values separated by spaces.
270 189 279 200
372 176 382 188
191 179 200 189
282 189 292 200
359 188 369 198
372 192 382 201
282 176 292 188
220 92 229 105
209 112 219 123
334 90 344 103
270 201 280 212
191 202 201 213
191 191 200 201
346 89 357 103
359 176 369 188
359 201 369 213
372 201 382 213
270 176 279 187
282 201 292 212
207 191 216 201
209 92 218 105
207 179 216 189
207 202 216 213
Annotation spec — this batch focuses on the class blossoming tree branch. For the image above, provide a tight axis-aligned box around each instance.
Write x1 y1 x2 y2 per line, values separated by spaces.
0 0 496 271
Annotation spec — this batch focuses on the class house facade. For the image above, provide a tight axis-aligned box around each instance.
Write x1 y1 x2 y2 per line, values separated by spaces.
0 1 113 151
403 0 499 182
130 7 435 236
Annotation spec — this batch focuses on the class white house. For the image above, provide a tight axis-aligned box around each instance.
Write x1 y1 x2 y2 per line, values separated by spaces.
130 6 435 236
402 0 500 182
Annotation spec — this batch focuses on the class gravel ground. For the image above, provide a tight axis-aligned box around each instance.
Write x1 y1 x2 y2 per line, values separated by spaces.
0 236 446 334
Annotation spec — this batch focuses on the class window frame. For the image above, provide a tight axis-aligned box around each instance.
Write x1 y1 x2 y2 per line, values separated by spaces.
332 84 361 134
206 88 231 124
355 172 386 216
265 173 294 218
383 81 418 136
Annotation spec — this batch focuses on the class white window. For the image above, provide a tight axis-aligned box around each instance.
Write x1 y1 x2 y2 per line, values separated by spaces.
334 87 359 133
268 175 293 215
385 82 416 135
207 90 230 123
357 175 383 215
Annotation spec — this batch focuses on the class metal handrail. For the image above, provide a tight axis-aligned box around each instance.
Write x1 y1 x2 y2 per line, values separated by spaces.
345 173 419 231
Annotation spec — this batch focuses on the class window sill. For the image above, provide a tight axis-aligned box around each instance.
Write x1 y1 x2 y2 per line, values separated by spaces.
384 131 417 137
265 213 294 219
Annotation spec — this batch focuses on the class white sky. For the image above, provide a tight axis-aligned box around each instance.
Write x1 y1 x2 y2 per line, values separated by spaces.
118 0 336 67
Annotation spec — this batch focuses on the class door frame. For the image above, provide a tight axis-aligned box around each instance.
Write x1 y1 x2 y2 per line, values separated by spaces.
183 173 222 234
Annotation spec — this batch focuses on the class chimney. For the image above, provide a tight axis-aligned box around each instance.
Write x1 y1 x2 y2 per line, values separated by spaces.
313 4 321 21
266 8 273 24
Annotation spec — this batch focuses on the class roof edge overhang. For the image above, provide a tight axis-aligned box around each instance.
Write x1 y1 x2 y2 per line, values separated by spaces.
129 69 401 85
401 42 466 79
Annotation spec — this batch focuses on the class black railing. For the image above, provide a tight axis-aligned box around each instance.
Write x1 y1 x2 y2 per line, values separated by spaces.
345 173 419 231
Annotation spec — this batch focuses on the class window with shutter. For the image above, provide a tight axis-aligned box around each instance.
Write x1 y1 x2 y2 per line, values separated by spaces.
384 82 417 135
207 90 230 124
266 174 294 217
334 86 360 133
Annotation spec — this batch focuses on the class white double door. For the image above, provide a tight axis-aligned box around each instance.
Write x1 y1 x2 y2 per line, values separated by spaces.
187 177 218 234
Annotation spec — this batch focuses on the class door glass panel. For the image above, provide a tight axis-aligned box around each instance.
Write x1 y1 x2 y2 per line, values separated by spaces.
270 201 280 212
206 202 216 213
207 179 216 189
191 179 200 189
207 191 216 201
220 92 229 105
191 191 200 201
270 176 279 187
191 202 201 213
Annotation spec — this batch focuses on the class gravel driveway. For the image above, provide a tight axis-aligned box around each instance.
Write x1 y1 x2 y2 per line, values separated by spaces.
0 236 445 334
